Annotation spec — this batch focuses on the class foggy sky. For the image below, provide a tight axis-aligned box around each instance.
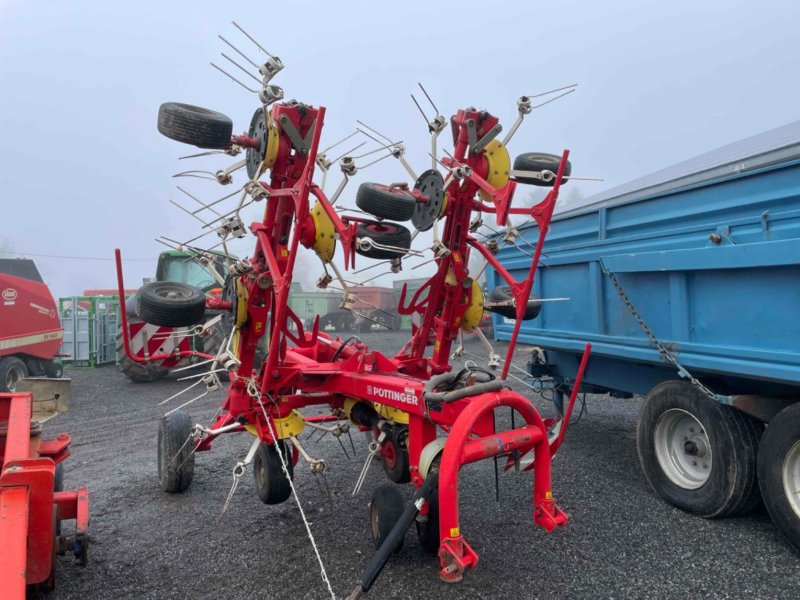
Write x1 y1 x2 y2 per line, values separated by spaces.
1 0 798 297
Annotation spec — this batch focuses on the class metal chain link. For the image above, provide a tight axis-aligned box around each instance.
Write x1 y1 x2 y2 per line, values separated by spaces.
599 261 723 403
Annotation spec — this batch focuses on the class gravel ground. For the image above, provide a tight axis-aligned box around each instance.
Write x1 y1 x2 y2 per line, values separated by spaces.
45 331 799 599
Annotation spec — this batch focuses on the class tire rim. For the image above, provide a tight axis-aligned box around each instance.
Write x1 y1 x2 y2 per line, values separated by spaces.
156 284 192 300
654 408 712 489
5 365 24 392
255 456 268 490
782 440 800 518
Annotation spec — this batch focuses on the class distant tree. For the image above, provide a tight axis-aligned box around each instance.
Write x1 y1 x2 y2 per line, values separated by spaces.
0 237 16 258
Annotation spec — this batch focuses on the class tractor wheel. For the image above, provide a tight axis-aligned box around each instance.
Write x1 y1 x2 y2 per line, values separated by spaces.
200 314 228 358
253 441 293 505
381 426 411 484
370 484 405 552
116 325 170 383
356 222 411 260
355 182 416 222
158 410 195 493
758 402 800 553
157 102 233 149
136 282 206 327
513 152 572 186
0 356 28 392
636 381 761 518
487 285 542 321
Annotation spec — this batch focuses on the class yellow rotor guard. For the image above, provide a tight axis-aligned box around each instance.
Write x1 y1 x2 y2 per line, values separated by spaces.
264 114 279 169
373 402 410 425
235 279 248 328
478 139 511 203
244 410 305 439
310 201 336 263
461 280 484 331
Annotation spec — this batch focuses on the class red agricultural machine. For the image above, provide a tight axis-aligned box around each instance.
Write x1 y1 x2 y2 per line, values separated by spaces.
117 24 590 598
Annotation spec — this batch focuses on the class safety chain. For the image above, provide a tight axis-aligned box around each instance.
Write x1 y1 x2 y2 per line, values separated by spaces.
599 260 728 404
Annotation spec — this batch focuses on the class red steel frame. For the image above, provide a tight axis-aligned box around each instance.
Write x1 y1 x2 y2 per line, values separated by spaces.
0 392 89 597
120 97 591 582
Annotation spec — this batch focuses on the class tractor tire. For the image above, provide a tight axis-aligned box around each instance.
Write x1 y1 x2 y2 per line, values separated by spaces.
487 285 542 321
758 402 800 553
157 102 233 149
636 381 761 518
381 426 411 484
200 314 228 357
513 152 572 186
355 183 416 222
158 410 195 493
370 484 405 552
253 441 293 505
0 356 28 392
136 282 206 328
116 326 170 383
356 222 412 260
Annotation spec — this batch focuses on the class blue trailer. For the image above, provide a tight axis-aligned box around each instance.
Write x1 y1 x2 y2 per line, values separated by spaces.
488 121 800 554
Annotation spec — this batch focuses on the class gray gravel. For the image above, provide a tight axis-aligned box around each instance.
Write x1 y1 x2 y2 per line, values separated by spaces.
46 332 799 599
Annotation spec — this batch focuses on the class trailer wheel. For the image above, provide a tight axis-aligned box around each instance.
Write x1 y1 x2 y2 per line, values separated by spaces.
381 426 411 484
0 356 28 392
158 410 195 493
758 402 800 553
513 152 572 187
116 324 170 383
136 282 206 327
637 381 760 518
370 484 405 552
356 183 416 222
356 222 412 260
157 102 233 149
253 441 293 505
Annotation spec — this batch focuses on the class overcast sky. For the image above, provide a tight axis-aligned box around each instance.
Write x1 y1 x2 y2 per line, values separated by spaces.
1 0 798 298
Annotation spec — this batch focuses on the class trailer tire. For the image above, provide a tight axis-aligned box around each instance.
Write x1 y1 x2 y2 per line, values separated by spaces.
157 102 233 149
356 222 411 260
513 152 572 186
136 282 206 327
0 356 28 392
370 484 405 552
253 441 293 505
637 381 760 518
758 402 800 553
158 410 195 493
381 426 411 484
356 183 417 221
116 325 170 383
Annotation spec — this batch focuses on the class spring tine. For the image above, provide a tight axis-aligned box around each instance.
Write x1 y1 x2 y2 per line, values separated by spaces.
529 83 577 99
170 199 212 226
330 141 366 164
337 435 350 459
533 88 575 109
321 130 360 155
178 186 224 217
231 21 274 58
221 52 263 85
218 34 260 68
210 62 258 93
355 120 393 145
411 94 430 127
357 151 394 170
347 429 356 454
418 82 440 114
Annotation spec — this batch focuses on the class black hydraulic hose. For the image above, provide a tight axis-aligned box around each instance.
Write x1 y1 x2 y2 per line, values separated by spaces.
347 473 440 599
424 380 506 404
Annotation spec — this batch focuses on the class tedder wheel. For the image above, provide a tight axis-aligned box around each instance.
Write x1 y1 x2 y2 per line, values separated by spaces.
158 410 195 493
636 381 761 518
253 441 293 505
416 457 441 553
116 323 170 383
381 426 411 484
758 402 800 553
136 282 206 328
355 183 417 222
370 484 405 552
487 285 542 321
0 356 28 392
356 222 412 260
513 152 572 186
157 102 234 149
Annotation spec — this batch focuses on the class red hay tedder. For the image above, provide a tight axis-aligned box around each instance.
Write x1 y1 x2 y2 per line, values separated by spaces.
116 25 591 598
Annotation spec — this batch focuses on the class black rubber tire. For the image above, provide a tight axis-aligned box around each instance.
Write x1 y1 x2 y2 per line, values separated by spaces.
382 426 411 484
136 282 206 328
356 222 412 260
636 381 761 518
513 152 572 187
158 410 195 493
758 402 800 553
0 356 28 392
487 285 541 320
253 441 293 505
200 314 228 357
370 484 405 552
416 475 440 553
356 183 416 222
157 102 233 149
116 324 170 383
43 360 63 378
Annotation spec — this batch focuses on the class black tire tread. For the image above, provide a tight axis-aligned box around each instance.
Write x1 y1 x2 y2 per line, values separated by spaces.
371 484 405 552
356 183 416 221
356 222 412 260
158 410 195 493
136 282 206 327
253 441 293 505
116 326 170 383
157 102 233 149
513 152 572 187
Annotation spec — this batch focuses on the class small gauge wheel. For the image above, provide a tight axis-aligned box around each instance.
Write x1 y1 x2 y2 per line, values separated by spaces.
246 107 268 179
411 169 445 232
